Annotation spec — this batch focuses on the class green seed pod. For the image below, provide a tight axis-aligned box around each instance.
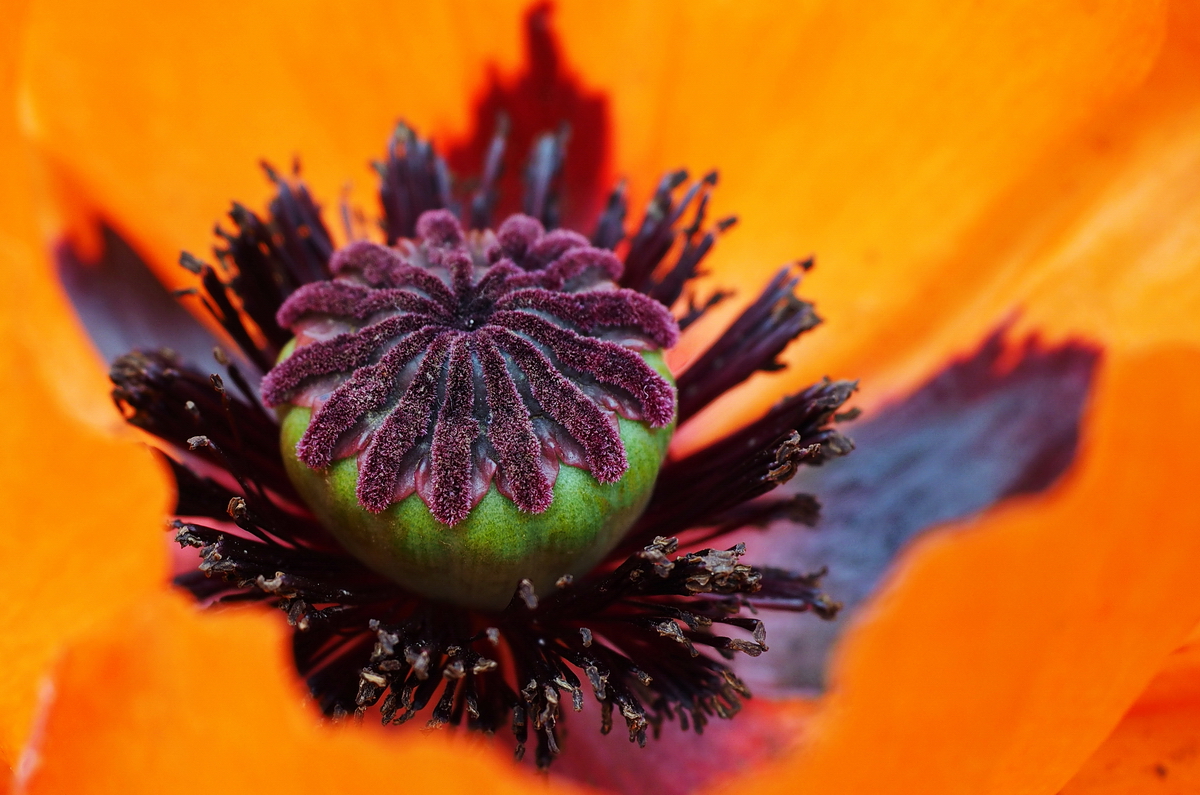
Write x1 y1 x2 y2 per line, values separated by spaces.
262 212 679 609
279 357 673 608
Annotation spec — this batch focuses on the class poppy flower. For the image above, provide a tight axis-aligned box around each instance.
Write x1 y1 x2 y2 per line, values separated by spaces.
3 1 1200 794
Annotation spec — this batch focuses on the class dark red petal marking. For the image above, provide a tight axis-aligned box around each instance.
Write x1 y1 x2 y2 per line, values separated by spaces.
266 210 676 523
446 2 612 232
493 310 676 427
476 333 553 512
490 327 626 482
425 335 480 525
356 332 454 512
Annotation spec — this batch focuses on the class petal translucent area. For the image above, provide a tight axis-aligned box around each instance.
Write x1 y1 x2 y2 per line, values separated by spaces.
16 0 531 289
19 593 587 795
1060 633 1200 793
711 345 1200 794
554 1 1168 426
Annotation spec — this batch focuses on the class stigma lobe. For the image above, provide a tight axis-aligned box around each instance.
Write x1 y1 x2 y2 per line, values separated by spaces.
262 210 678 525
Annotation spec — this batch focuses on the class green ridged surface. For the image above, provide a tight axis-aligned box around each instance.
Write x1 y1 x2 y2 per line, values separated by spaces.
279 350 675 609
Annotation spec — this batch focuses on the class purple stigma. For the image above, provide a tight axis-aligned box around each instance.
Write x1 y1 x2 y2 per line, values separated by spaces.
262 210 679 525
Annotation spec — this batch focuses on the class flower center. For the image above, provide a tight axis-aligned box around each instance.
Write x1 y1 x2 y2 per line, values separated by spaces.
100 94 854 765
262 209 678 527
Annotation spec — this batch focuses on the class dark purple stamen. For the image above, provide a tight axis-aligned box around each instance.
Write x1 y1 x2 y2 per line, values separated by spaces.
676 260 820 422
262 210 678 524
104 94 858 773
377 123 455 243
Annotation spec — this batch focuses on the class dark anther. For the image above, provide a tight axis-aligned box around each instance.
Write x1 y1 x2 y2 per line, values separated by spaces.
675 260 822 422
523 125 569 229
590 179 627 250
376 122 456 243
622 379 855 552
469 114 510 231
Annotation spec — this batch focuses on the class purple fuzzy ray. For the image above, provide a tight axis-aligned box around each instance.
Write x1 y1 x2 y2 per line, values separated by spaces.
276 281 372 328
489 327 627 483
443 249 476 297
261 314 432 405
524 229 591 269
492 310 676 427
495 214 545 265
471 260 524 303
476 335 553 513
495 288 678 349
295 327 442 468
265 209 678 525
350 288 449 321
356 332 454 512
426 335 480 525
331 240 457 303
329 239 409 286
503 247 624 291
415 209 465 248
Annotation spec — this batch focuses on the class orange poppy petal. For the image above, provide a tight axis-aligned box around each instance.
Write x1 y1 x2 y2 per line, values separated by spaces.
16 0 531 293
711 344 1200 794
1060 634 1200 793
0 0 171 771
817 2 1200 409
4 0 144 425
20 2 1167 343
725 23 1200 791
12 5 1199 793
553 693 821 792
0 282 169 768
19 592 591 795
553 1 1167 411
